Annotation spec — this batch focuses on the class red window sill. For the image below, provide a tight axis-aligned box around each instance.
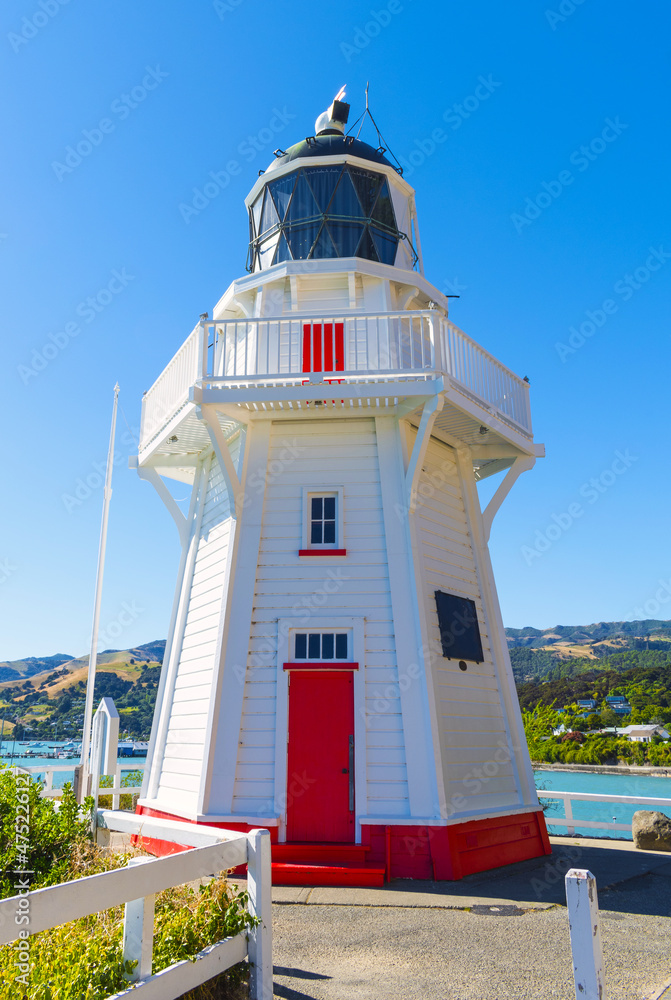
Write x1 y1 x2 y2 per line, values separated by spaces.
298 549 347 557
283 662 359 671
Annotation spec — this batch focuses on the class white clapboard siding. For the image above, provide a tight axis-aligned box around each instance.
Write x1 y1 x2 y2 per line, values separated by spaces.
155 445 238 812
295 273 351 313
231 417 410 817
412 435 518 817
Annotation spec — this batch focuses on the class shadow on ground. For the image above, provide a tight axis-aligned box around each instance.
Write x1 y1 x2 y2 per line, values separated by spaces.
382 841 671 917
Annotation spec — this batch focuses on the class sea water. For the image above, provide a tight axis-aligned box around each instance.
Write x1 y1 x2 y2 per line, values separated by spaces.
535 768 671 839
0 741 144 789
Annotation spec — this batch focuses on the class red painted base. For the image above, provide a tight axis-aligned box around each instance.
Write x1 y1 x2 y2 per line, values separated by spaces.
361 810 552 881
134 805 551 882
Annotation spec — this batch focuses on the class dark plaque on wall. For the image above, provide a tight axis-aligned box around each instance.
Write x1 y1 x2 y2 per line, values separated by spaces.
434 591 484 663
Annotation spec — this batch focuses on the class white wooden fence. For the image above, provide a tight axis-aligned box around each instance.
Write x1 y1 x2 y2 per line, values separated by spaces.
538 790 671 836
0 810 273 1000
14 762 145 810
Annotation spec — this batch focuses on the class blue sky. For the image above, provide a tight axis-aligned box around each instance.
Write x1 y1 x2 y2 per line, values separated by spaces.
1 0 669 660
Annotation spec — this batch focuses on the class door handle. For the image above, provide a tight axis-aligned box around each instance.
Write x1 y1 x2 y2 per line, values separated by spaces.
348 735 354 811
342 768 349 774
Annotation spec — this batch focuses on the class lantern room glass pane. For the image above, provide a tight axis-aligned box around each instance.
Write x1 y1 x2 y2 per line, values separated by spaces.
371 227 398 265
260 190 279 234
251 194 263 236
305 166 343 212
328 170 363 219
312 225 338 258
287 223 319 259
269 174 297 221
356 228 380 262
327 223 363 258
273 232 292 264
372 179 395 230
258 233 279 267
287 172 320 222
350 168 382 214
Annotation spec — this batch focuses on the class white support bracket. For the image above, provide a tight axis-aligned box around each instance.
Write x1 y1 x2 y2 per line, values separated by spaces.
405 394 444 512
197 405 243 516
130 457 188 546
481 455 535 542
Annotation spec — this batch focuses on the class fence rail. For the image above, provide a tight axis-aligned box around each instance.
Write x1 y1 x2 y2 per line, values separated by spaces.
15 763 145 810
139 310 532 451
0 811 272 1000
538 790 671 836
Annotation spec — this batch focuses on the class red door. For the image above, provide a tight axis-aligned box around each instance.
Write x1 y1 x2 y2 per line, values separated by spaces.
302 322 345 374
286 671 354 842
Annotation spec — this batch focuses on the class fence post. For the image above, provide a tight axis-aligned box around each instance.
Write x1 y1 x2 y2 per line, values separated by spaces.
247 828 272 1000
122 857 155 982
565 868 605 1000
113 764 121 811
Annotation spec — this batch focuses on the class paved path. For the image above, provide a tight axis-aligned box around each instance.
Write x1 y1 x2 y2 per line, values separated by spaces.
235 837 671 999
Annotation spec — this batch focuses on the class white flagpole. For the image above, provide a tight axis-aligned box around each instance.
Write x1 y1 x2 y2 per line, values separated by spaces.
77 383 120 802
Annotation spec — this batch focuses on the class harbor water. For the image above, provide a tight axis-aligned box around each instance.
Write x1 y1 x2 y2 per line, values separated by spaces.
535 767 671 839
0 740 145 789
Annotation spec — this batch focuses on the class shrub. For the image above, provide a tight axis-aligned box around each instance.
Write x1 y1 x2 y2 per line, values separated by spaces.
0 768 254 997
0 769 93 897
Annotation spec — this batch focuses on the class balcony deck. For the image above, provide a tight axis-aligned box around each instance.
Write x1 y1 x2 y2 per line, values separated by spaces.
138 311 533 465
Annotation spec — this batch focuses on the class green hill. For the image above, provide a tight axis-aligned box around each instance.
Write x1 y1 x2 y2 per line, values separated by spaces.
0 642 166 740
506 620 671 682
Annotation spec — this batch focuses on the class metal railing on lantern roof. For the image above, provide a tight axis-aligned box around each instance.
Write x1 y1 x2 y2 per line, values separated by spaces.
139 310 532 451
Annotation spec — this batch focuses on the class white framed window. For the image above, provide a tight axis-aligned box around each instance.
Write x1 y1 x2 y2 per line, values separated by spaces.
300 487 345 553
293 629 351 661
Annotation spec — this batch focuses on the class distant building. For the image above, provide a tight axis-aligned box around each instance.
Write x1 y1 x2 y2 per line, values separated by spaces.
605 695 631 715
577 699 597 711
620 725 670 743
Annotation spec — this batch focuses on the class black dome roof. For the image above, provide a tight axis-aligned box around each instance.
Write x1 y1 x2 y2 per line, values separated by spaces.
266 134 394 173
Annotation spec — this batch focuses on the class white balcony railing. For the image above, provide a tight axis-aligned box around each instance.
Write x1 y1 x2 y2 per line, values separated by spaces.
139 311 532 452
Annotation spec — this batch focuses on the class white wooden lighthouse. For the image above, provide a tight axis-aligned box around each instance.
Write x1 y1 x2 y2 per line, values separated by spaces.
135 93 550 883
